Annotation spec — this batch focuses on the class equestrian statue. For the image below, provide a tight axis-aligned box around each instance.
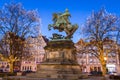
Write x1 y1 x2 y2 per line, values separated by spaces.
48 9 78 39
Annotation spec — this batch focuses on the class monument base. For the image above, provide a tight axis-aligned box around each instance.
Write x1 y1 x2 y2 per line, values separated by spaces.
27 64 83 80
27 40 85 80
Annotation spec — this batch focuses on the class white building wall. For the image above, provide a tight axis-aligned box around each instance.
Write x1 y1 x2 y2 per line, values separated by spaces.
21 61 37 71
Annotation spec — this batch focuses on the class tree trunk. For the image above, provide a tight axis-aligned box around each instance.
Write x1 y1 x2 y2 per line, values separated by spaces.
99 55 107 76
101 61 107 76
9 62 14 73
99 48 107 76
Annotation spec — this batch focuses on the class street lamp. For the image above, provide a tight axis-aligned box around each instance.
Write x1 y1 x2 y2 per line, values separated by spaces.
104 56 107 65
104 56 107 62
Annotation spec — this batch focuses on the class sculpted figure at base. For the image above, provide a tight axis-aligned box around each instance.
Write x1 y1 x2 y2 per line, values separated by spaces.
48 9 78 39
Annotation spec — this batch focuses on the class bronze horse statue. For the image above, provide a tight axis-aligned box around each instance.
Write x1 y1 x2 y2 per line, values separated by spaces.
48 9 78 39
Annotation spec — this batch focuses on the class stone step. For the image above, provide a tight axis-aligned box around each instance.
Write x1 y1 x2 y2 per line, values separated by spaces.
37 69 81 74
27 73 87 80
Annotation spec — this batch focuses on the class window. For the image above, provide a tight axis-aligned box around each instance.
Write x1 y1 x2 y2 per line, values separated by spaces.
22 66 24 71
98 67 101 71
94 67 97 71
89 53 92 57
27 66 29 70
30 66 32 70
89 59 93 63
25 66 26 71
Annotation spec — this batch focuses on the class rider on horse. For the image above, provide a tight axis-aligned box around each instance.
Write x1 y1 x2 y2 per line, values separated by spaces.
48 9 78 39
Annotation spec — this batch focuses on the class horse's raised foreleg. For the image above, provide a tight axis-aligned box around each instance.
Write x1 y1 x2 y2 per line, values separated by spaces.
70 25 78 35
64 28 71 39
65 24 78 39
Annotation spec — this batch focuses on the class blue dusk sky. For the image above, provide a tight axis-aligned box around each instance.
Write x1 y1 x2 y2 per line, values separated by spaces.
0 0 120 42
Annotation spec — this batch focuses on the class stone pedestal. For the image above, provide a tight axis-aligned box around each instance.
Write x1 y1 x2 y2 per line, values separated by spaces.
27 40 82 80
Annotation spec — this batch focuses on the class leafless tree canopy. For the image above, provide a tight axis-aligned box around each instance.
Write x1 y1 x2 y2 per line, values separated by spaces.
83 8 117 42
0 2 40 38
0 2 41 62
77 8 119 76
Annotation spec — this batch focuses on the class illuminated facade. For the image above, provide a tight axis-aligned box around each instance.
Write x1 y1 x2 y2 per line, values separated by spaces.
76 53 119 73
75 39 120 73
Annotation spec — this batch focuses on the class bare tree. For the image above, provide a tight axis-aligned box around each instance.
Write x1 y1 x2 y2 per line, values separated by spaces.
79 8 118 76
0 2 41 72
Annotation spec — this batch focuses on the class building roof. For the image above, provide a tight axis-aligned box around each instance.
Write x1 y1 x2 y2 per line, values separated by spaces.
41 36 49 43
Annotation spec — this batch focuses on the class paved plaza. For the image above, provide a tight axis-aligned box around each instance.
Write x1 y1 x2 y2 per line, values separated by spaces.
0 75 111 80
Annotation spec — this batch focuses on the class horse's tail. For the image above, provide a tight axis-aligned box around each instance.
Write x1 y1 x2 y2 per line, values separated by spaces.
74 24 78 29
48 24 52 30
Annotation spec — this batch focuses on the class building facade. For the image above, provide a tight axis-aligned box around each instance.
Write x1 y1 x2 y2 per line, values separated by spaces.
76 53 119 73
0 61 9 72
75 39 120 73
20 35 48 71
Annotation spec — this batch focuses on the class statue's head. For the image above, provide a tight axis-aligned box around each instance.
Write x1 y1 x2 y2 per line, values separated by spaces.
65 8 69 12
